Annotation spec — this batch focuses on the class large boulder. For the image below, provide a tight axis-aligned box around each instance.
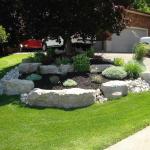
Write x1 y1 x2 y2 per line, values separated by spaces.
90 64 112 73
140 72 150 83
59 64 74 74
101 81 128 99
18 63 41 74
40 65 60 74
2 79 34 95
21 88 96 109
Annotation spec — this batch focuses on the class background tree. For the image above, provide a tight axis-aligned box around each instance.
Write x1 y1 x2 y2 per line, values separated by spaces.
133 0 150 13
20 0 129 54
0 0 134 53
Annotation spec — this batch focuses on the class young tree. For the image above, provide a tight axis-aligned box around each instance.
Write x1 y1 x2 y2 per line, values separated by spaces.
0 25 9 55
0 0 24 45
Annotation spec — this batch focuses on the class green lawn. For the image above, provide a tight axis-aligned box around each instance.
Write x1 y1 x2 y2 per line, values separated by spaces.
0 54 150 150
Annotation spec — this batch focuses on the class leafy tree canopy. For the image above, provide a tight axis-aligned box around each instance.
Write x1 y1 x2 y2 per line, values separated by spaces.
0 0 134 47
133 0 150 13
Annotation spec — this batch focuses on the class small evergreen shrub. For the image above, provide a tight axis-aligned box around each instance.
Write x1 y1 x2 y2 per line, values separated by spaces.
26 74 42 81
102 66 127 80
55 57 71 65
47 48 55 57
114 58 125 66
49 76 60 85
33 52 46 63
63 79 77 87
91 75 103 84
73 54 90 72
86 48 95 57
124 60 143 79
134 43 149 61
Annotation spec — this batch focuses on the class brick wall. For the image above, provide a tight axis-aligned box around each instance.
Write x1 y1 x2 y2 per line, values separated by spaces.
125 9 150 35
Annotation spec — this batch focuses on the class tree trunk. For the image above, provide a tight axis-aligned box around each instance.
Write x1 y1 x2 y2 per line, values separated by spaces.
65 38 75 56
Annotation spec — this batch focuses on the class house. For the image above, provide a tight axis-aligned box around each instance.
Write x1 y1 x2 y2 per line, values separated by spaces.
94 9 150 53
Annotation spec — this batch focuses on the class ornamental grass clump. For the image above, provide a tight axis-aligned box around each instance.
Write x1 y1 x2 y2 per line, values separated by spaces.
102 66 127 80
134 43 149 61
124 60 143 79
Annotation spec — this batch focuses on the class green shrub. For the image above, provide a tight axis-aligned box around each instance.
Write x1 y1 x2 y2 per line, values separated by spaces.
26 74 42 81
47 48 55 57
49 76 60 85
102 66 127 80
55 57 71 65
124 60 143 79
134 43 149 61
73 54 90 72
33 52 46 63
114 58 125 66
86 48 95 57
63 79 77 87
91 75 103 84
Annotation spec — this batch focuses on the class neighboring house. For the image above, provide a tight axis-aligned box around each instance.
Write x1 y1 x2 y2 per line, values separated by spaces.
94 9 150 53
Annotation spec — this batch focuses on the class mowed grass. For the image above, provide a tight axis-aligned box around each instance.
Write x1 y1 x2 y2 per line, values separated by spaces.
0 93 150 150
0 54 150 150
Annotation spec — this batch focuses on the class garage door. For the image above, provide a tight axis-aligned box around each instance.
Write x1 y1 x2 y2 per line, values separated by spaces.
106 27 148 53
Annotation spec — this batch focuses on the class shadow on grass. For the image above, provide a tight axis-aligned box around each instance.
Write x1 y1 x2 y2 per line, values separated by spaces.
0 95 20 106
0 94 84 111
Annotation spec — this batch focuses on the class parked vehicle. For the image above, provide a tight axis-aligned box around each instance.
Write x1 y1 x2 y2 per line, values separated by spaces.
42 35 95 51
140 37 150 45
20 39 42 51
42 37 64 51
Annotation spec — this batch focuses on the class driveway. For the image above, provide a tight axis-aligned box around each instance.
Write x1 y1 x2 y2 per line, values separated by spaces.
105 126 150 150
96 53 150 71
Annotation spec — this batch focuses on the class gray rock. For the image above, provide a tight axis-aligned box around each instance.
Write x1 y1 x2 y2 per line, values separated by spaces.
22 88 96 109
18 63 41 74
101 81 128 99
90 64 112 73
140 72 150 83
40 65 60 74
59 64 74 74
0 82 3 95
2 79 34 95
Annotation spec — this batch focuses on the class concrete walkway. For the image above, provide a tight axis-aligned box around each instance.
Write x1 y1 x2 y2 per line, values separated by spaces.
105 126 150 150
96 53 150 71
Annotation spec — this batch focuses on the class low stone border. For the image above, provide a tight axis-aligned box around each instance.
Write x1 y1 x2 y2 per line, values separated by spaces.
1 65 150 109
21 88 97 109
18 63 113 74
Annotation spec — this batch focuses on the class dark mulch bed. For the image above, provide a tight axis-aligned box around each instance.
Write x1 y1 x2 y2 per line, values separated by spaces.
20 72 110 90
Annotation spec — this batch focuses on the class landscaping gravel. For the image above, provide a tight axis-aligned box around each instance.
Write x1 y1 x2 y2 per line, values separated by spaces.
125 78 150 93
1 67 20 81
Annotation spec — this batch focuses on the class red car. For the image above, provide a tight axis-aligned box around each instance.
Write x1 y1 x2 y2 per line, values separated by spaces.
20 39 42 51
